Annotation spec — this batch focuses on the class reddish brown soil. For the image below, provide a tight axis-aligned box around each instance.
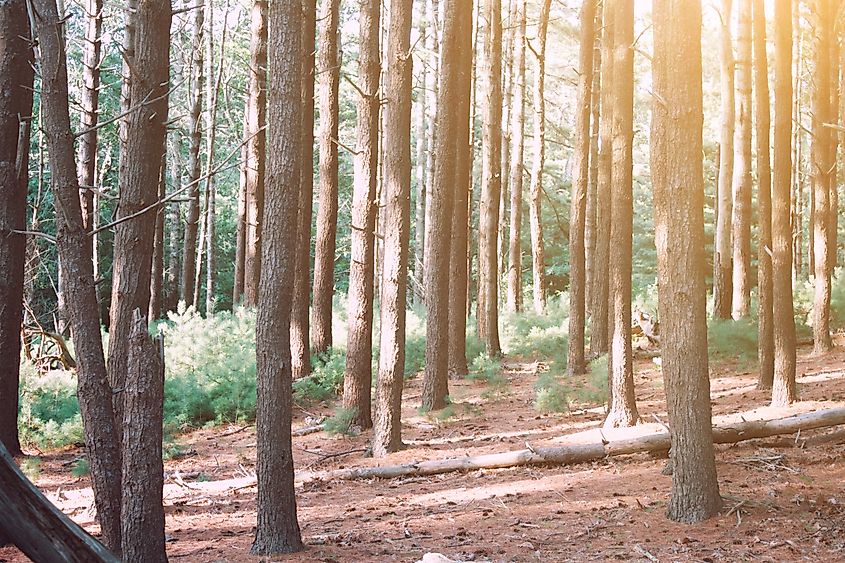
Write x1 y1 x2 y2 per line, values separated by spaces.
3 340 845 562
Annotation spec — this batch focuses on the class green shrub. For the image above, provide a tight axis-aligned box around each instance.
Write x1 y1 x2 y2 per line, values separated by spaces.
18 365 84 449
293 347 346 404
707 317 758 366
324 406 358 435
468 354 506 395
20 457 41 481
502 296 569 376
71 458 90 478
534 373 570 413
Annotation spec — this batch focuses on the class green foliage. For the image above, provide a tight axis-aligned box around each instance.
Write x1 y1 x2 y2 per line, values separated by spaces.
71 457 90 478
707 317 759 366
502 296 569 376
534 373 571 413
20 457 41 481
18 365 84 450
293 347 346 405
468 354 507 396
324 407 358 436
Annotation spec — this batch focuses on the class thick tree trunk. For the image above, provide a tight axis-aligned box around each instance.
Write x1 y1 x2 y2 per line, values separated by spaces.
731 0 752 319
121 311 166 562
754 0 774 389
567 0 597 377
604 0 638 429
32 0 123 549
372 0 413 457
652 0 722 523
0 0 34 457
528 0 551 315
343 0 380 430
251 0 304 553
713 0 735 319
506 0 526 314
771 0 798 406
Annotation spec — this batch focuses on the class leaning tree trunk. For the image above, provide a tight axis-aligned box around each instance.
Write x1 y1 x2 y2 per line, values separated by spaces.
343 0 380 429
372 0 413 457
32 0 123 549
713 0 735 319
506 0 526 314
771 0 798 406
567 0 597 377
0 0 34 457
651 0 722 523
604 0 639 429
251 0 304 554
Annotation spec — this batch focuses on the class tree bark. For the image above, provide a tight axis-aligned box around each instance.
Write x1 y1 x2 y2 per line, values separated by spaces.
372 0 413 457
121 311 166 562
149 154 166 320
604 0 638 429
32 0 123 549
713 0 735 319
771 0 798 406
567 0 597 377
792 2 803 281
251 0 304 553
506 0 526 315
343 0 380 430
754 0 774 389
651 0 722 523
77 0 102 234
413 6 428 304
585 10 602 320
422 0 440 281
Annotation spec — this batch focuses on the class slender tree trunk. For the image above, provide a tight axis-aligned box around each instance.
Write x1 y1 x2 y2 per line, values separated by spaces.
713 0 735 319
585 10 601 320
447 0 475 376
0 0 34 457
343 0 380 430
590 0 613 357
77 0 102 233
149 154 166 320
567 0 597 376
413 8 427 303
830 24 840 274
32 0 123 549
652 0 722 523
422 0 439 280
165 138 182 312
754 0 774 389
812 0 833 354
498 0 514 284
604 0 639 429
731 0 752 319
528 0 551 315
311 0 341 355
234 139 247 304
506 0 526 314
771 0 798 406
251 0 304 553
372 0 413 457
292 0 316 380
792 1 803 281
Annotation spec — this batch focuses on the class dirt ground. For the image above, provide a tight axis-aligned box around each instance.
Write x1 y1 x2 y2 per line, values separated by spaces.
4 340 845 562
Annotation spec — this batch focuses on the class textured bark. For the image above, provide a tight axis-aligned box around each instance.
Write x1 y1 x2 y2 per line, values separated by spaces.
713 0 735 319
422 0 440 280
652 0 722 523
77 0 102 233
567 0 597 377
343 0 380 430
528 0 551 315
754 0 774 389
506 0 526 314
181 0 204 304
590 0 614 357
0 0 34 457
771 0 798 406
446 0 475 377
291 0 316 380
731 0 752 319
121 311 166 562
32 0 123 549
107 0 171 431
251 0 304 553
811 0 834 355
372 0 413 457
604 0 638 429
149 154 166 320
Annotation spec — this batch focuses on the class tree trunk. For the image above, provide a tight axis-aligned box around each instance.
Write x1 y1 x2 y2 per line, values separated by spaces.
498 0 514 284
165 137 182 313
651 0 722 523
77 0 102 233
446 0 475 377
121 311 166 562
811 0 833 355
506 0 526 314
311 0 341 355
344 0 380 430
604 0 639 429
251 0 304 553
107 0 171 431
731 0 752 319
291 0 316 380
234 139 247 305
149 154 166 320
422 0 440 282
830 24 840 275
713 0 735 319
754 0 774 389
567 0 598 377
372 0 413 457
585 10 602 320
413 6 427 304
792 1 803 281
0 0 34 457
771 0 798 406
32 0 123 549
528 0 551 315
590 0 614 357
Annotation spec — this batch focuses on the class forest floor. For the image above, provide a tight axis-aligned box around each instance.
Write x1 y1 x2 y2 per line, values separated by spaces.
5 339 845 562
